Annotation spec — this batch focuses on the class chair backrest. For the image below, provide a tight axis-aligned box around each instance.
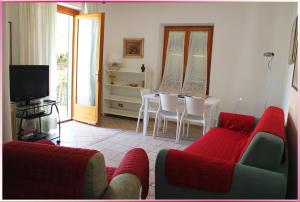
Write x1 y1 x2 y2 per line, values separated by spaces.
140 88 151 97
185 96 205 117
160 94 178 113
140 88 151 104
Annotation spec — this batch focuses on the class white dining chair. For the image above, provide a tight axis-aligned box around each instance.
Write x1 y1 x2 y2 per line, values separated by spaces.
178 96 206 143
153 94 181 143
136 88 159 133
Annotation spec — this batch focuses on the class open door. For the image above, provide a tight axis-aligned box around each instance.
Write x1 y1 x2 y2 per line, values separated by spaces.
72 13 104 125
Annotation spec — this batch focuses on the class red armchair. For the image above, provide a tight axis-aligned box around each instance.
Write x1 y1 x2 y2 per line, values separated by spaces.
3 140 149 199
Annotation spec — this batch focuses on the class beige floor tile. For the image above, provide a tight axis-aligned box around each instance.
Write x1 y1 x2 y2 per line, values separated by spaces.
148 151 159 161
86 141 114 151
147 186 155 199
149 170 155 186
118 139 141 148
109 143 132 153
110 152 127 162
60 116 195 199
106 159 120 167
149 160 156 170
100 148 123 160
77 141 94 147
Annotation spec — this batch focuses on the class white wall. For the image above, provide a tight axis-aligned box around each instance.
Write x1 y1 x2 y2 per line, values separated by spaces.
98 2 297 117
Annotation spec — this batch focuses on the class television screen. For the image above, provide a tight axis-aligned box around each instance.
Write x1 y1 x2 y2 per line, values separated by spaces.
9 65 49 102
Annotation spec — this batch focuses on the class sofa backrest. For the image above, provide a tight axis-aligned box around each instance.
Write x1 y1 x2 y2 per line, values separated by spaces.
239 106 286 171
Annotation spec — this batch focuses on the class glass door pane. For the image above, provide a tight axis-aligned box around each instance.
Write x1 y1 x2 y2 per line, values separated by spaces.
182 31 208 97
56 13 73 121
159 31 185 94
76 17 99 106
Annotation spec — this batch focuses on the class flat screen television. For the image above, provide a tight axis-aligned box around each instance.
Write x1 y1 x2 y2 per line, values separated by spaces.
9 65 49 104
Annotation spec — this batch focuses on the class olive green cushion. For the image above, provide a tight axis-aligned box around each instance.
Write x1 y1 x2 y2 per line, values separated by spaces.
103 173 141 199
83 152 108 198
239 132 284 171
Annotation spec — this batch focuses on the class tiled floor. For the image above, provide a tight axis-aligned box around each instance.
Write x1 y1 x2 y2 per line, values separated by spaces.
56 115 204 199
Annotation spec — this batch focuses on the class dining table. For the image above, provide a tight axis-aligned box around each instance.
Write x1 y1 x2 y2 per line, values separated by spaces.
142 93 220 136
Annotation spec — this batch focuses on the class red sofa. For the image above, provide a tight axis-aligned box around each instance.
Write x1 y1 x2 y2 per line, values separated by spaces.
3 140 149 199
156 106 287 199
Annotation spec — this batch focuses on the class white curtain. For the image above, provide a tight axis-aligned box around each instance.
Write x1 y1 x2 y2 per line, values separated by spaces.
182 31 208 97
14 3 57 132
17 3 57 100
159 31 185 94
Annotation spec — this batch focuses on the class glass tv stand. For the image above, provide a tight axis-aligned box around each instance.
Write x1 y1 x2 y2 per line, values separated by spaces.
16 100 61 145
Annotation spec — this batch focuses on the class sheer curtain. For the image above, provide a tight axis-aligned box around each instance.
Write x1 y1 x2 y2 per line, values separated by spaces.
182 31 208 97
159 31 185 94
17 3 57 100
76 18 98 106
15 3 57 132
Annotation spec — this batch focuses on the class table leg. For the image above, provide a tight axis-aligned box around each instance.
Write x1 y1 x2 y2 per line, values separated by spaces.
215 104 219 127
143 98 149 136
207 106 213 132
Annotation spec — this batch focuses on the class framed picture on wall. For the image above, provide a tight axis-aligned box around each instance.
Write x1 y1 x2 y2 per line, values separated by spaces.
123 38 144 58
289 17 297 64
292 58 298 91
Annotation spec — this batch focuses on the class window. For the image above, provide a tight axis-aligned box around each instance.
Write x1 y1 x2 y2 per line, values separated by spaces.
161 26 213 95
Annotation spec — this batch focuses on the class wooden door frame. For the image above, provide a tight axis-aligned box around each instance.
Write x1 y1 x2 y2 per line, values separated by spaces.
56 5 79 122
72 13 105 126
161 26 214 95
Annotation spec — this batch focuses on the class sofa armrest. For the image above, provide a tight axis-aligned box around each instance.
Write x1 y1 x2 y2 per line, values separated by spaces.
104 148 149 199
156 150 287 199
231 163 287 199
239 132 284 171
102 173 141 199
218 112 255 133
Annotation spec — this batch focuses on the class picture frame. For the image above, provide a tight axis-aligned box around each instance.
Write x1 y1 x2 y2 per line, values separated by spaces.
289 17 297 64
292 57 298 91
123 38 144 58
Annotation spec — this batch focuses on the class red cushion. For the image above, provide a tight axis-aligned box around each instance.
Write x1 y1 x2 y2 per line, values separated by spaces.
166 149 235 192
106 167 116 182
252 106 285 141
219 112 255 134
239 106 286 159
185 128 248 163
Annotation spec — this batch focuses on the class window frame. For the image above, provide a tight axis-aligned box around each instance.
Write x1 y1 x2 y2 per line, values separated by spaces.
161 26 214 95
